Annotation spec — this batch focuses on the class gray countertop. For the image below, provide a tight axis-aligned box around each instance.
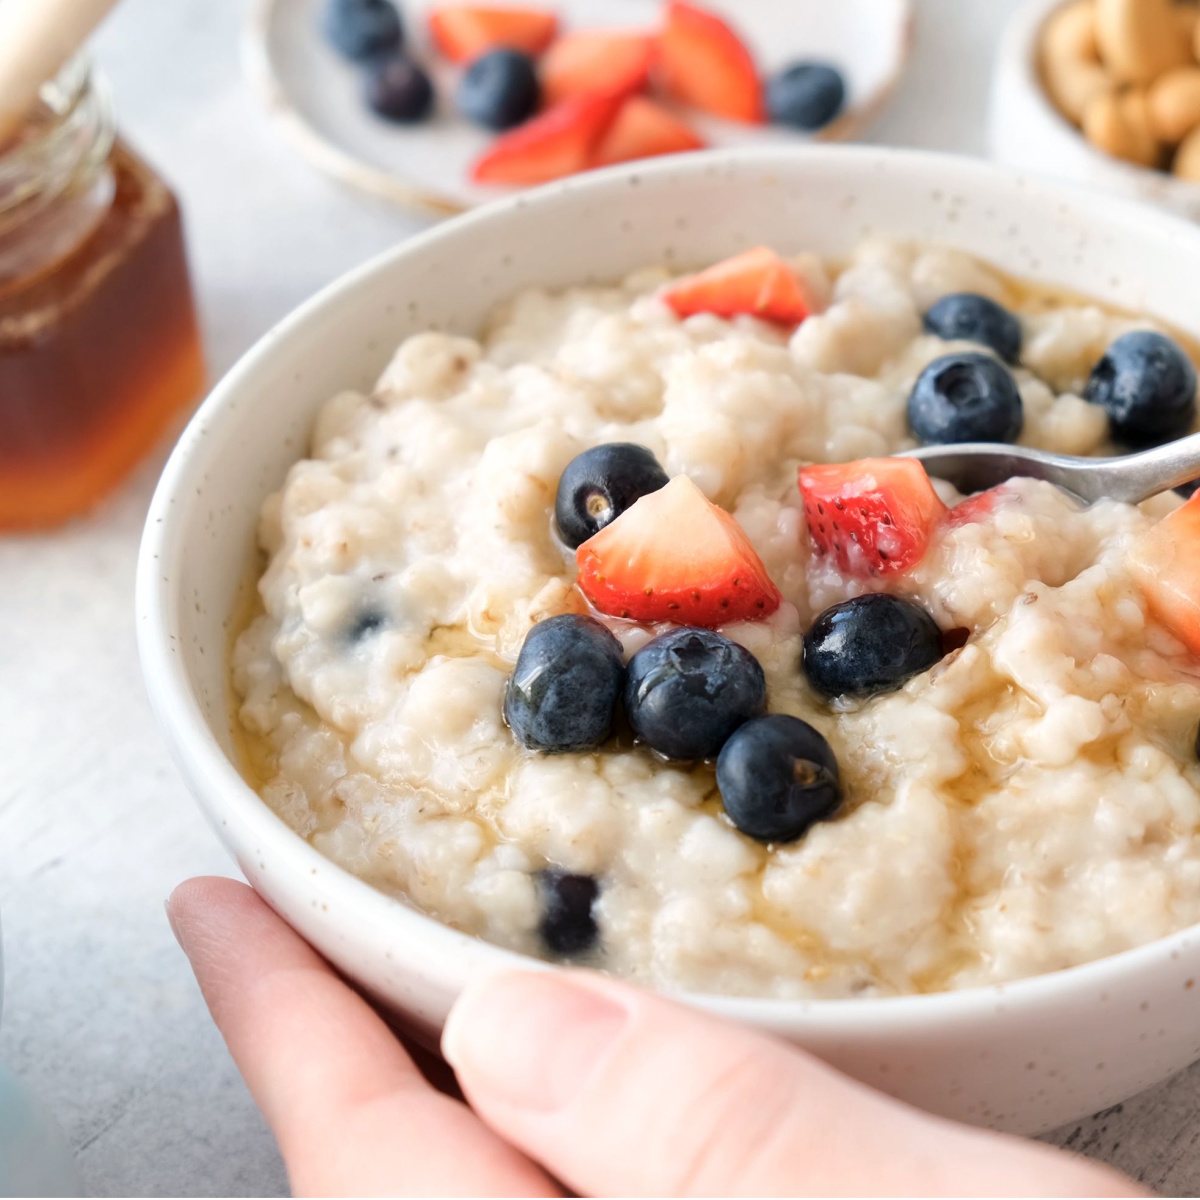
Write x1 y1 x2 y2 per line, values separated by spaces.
1 0 1197 1193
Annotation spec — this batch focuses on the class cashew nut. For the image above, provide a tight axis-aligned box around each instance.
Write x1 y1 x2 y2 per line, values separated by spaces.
1095 0 1192 84
1082 88 1164 166
1042 0 1116 122
1148 65 1200 143
1175 123 1200 180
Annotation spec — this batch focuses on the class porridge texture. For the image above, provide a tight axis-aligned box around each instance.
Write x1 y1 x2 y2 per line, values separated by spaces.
232 238 1200 999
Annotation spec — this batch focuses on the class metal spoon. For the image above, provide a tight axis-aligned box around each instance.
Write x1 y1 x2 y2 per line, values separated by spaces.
901 430 1200 505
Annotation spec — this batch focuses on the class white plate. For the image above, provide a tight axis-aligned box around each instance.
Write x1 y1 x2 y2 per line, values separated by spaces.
245 0 914 214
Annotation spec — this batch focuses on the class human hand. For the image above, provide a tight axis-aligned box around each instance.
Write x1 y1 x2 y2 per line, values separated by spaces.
167 877 1141 1197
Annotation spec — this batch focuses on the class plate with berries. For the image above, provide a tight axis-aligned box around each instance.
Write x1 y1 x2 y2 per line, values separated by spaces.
245 0 914 214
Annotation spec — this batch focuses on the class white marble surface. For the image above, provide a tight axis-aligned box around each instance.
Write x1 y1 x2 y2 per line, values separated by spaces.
2 0 1198 1194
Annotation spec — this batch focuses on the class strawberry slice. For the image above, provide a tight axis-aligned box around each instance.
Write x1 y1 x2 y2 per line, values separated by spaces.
799 458 948 578
658 0 764 124
662 247 814 325
593 96 706 166
429 5 559 64
576 475 781 626
1129 491 1200 655
472 93 623 185
945 486 1007 528
541 29 657 106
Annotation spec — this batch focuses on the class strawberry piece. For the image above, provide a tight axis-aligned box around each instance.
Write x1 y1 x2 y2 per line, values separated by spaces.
593 96 706 166
472 93 623 185
1130 491 1200 655
429 5 559 64
658 1 764 123
945 487 1003 528
541 29 657 106
799 458 948 578
662 247 814 325
576 475 781 626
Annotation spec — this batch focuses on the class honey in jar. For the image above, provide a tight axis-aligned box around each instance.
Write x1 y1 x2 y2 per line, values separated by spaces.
0 57 203 529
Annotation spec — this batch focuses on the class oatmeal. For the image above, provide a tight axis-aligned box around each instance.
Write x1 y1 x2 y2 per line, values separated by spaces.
232 238 1200 999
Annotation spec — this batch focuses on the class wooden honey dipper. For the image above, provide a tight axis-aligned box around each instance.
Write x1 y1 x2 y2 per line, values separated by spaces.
0 0 123 148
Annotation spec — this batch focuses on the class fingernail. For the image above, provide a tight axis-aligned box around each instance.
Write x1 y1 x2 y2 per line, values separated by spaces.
443 972 628 1112
164 895 182 948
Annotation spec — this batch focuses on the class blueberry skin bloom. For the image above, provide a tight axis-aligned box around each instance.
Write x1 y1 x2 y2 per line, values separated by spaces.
365 56 435 123
803 594 944 700
458 49 542 131
538 870 600 957
322 0 403 60
766 62 846 131
625 628 766 761
717 715 842 843
923 293 1022 365
505 616 625 753
907 352 1024 445
1084 331 1198 448
555 444 670 549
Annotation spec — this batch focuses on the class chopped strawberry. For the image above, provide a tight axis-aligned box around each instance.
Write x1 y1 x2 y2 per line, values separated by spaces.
472 93 623 185
658 1 764 124
593 96 705 166
799 458 948 578
1129 492 1200 655
429 5 559 64
945 487 1004 527
662 247 814 325
576 475 781 626
541 29 657 106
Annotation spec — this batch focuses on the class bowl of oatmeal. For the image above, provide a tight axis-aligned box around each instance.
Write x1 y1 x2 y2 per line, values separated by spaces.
138 145 1200 1134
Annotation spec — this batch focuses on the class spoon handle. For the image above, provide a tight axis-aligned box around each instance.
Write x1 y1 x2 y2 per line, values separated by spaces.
1100 430 1200 505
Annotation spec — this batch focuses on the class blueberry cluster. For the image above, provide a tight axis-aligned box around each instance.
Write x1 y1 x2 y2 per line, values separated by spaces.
506 617 844 849
912 292 1198 462
322 0 544 128
322 0 434 122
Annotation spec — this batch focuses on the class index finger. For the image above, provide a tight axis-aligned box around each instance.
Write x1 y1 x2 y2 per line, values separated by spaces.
168 876 558 1198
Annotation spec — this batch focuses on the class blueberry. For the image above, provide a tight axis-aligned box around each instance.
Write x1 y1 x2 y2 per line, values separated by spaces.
538 870 600 957
555 444 670 550
365 55 435 123
766 62 846 131
457 48 541 131
716 715 842 843
907 352 1024 445
1084 331 1198 448
924 294 1022 365
321 0 403 61
505 615 625 753
803 594 944 700
625 628 766 761
347 609 386 643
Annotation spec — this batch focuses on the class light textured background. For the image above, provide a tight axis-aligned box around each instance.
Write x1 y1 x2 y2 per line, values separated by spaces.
2 0 1197 1194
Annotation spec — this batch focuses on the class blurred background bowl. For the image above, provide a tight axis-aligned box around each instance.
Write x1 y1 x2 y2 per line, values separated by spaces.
991 0 1200 221
245 0 915 213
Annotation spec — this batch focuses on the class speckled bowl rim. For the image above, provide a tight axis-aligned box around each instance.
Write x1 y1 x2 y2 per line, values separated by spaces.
139 143 1200 1032
241 0 916 218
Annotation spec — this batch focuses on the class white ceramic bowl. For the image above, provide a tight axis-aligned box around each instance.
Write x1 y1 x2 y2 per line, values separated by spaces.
992 0 1200 221
138 145 1200 1137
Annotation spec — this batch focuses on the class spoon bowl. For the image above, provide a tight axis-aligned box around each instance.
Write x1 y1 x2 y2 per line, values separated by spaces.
904 431 1200 505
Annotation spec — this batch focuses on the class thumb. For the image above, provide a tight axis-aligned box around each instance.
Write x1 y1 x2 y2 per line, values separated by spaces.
443 971 1139 1198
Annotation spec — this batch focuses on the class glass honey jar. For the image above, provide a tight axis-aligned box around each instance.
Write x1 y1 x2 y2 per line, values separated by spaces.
0 57 204 529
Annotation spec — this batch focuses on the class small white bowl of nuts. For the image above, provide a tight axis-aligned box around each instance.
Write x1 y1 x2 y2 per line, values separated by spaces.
992 0 1200 220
